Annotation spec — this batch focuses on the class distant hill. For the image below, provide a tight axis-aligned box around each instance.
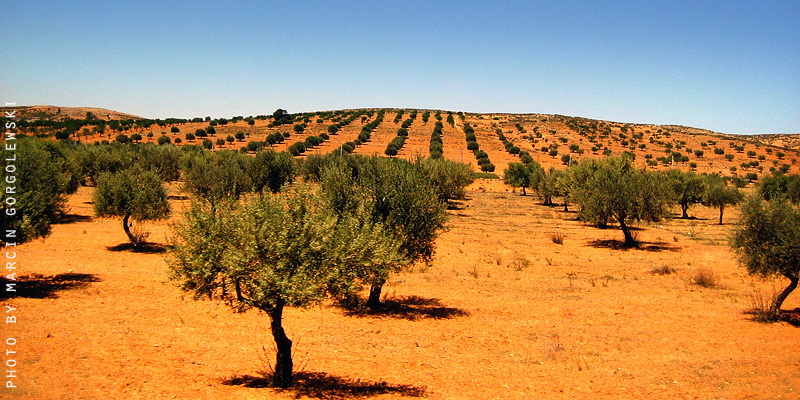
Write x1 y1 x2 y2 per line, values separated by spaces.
2 105 142 121
2 105 798 175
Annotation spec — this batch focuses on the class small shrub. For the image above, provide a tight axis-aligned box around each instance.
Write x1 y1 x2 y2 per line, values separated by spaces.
650 265 676 275
692 268 718 288
549 232 565 244
746 287 781 323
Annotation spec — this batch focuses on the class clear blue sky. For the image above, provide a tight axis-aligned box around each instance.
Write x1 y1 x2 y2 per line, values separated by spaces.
1 1 797 134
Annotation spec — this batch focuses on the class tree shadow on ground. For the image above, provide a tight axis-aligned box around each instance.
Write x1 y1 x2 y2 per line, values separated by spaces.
340 295 470 321
586 239 680 252
0 273 100 300
446 199 468 210
106 242 169 254
54 213 93 224
780 308 800 327
221 371 426 399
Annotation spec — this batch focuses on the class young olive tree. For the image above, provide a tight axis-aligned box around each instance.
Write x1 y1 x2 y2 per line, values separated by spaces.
503 162 541 196
93 167 170 247
703 174 744 224
730 196 800 318
421 157 475 202
168 185 404 388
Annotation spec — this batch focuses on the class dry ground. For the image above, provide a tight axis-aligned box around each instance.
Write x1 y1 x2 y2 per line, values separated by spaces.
4 181 800 400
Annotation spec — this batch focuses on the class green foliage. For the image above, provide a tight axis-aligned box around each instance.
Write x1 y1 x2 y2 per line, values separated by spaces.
182 149 252 205
94 167 170 246
503 162 541 196
319 156 447 307
664 169 706 218
248 149 297 194
168 184 405 387
422 157 475 202
570 157 670 245
730 196 800 314
759 173 800 203
703 174 744 224
0 138 77 243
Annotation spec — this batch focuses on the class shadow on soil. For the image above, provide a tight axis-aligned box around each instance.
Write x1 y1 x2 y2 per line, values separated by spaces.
340 295 470 321
780 309 800 327
0 273 101 300
586 239 680 252
221 371 426 399
106 242 169 254
54 213 93 224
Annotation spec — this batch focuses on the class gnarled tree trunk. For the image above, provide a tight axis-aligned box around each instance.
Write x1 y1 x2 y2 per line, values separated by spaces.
772 275 799 316
122 213 137 246
268 301 293 388
366 278 386 311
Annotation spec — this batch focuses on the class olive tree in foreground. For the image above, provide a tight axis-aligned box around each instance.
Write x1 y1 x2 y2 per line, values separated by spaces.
571 157 670 246
168 185 404 388
93 168 170 247
730 196 800 319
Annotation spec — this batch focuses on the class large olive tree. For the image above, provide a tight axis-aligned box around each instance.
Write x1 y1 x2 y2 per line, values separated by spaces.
168 185 404 388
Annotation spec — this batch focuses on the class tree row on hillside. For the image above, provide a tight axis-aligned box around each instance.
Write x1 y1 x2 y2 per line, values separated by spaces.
464 123 495 172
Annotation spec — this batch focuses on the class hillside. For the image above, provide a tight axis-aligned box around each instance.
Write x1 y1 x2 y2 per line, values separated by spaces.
3 105 143 121
6 106 800 178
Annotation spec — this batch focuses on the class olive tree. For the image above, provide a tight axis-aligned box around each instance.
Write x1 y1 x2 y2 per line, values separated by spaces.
93 167 170 247
664 169 706 218
730 196 800 318
0 138 79 243
571 157 670 246
421 157 475 202
168 185 404 388
247 149 297 194
503 162 541 196
319 156 447 309
181 150 252 207
703 174 744 224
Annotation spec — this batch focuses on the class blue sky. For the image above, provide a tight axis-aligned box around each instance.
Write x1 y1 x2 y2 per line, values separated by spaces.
1 1 797 134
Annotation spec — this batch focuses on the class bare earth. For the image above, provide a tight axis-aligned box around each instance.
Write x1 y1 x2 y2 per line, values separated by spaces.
5 181 800 399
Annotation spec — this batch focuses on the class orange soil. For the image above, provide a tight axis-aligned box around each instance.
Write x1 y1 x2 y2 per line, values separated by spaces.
5 182 800 399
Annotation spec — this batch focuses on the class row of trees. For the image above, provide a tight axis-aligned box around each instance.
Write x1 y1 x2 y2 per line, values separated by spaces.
503 157 746 245
497 128 534 165
464 123 495 172
430 121 445 159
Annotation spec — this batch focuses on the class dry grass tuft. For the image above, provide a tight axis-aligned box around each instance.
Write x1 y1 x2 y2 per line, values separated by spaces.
692 268 718 288
651 265 677 275
745 288 781 323
549 232 565 244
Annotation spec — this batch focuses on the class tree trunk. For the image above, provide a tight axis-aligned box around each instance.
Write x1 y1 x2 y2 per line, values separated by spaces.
619 219 636 247
718 206 724 225
122 213 137 246
564 202 569 212
771 275 799 316
681 203 689 219
269 301 293 388
366 279 386 310
521 186 527 196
